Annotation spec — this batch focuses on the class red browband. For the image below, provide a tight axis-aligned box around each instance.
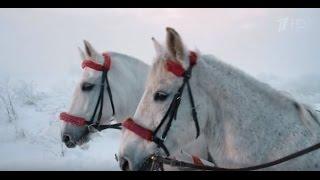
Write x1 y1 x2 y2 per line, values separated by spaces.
81 53 111 71
60 53 112 126
122 118 153 141
166 51 198 77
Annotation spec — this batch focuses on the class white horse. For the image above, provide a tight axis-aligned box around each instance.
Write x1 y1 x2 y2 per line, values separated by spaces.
60 40 148 148
118 27 320 171
60 40 205 170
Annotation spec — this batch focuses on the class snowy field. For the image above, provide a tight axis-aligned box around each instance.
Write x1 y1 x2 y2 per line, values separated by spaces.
1 74 320 171
0 80 121 170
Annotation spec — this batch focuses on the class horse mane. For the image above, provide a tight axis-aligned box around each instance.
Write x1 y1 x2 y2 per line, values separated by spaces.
199 54 320 132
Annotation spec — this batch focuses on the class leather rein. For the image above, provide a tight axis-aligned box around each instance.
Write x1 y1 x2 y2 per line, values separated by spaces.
150 141 320 171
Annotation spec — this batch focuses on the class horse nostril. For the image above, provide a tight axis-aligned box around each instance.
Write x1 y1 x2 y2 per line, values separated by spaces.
62 134 76 148
119 157 130 171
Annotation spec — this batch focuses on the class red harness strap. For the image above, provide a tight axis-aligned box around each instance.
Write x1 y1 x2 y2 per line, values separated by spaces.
60 53 112 126
165 51 198 77
122 118 153 141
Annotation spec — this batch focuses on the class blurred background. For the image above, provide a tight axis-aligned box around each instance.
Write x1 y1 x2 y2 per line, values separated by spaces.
0 8 320 170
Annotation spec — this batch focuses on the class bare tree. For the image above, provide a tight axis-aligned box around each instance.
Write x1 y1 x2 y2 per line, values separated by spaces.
0 83 18 123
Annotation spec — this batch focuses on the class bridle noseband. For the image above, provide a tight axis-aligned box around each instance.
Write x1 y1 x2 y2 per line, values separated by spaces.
123 51 200 156
60 53 121 132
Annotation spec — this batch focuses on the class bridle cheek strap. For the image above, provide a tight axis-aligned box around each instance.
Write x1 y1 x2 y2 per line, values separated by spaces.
60 53 114 128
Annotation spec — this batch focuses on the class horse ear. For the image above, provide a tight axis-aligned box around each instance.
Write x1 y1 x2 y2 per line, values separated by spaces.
166 27 185 62
78 47 86 60
83 40 99 61
152 37 165 59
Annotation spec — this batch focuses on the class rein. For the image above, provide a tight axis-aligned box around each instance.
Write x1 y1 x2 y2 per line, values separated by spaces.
123 51 200 157
148 103 320 171
150 141 320 171
60 53 121 132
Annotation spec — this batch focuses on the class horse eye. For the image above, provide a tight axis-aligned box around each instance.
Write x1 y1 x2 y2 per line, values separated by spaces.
81 82 95 91
154 91 169 101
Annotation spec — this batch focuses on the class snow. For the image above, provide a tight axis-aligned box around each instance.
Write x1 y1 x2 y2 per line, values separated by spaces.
0 80 121 170
0 74 320 170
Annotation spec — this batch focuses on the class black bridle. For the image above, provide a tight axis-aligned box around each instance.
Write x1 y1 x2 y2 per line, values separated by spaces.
60 54 122 131
151 56 200 157
122 52 200 163
87 70 122 132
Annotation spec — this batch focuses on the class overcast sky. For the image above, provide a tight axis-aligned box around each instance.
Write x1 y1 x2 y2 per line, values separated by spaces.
1 8 320 88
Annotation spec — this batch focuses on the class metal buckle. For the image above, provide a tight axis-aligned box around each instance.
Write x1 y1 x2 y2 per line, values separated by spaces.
87 124 98 133
184 70 192 79
108 116 116 122
160 136 167 142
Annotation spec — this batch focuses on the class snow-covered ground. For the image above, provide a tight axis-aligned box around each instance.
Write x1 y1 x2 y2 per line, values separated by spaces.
0 74 320 171
0 80 121 170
